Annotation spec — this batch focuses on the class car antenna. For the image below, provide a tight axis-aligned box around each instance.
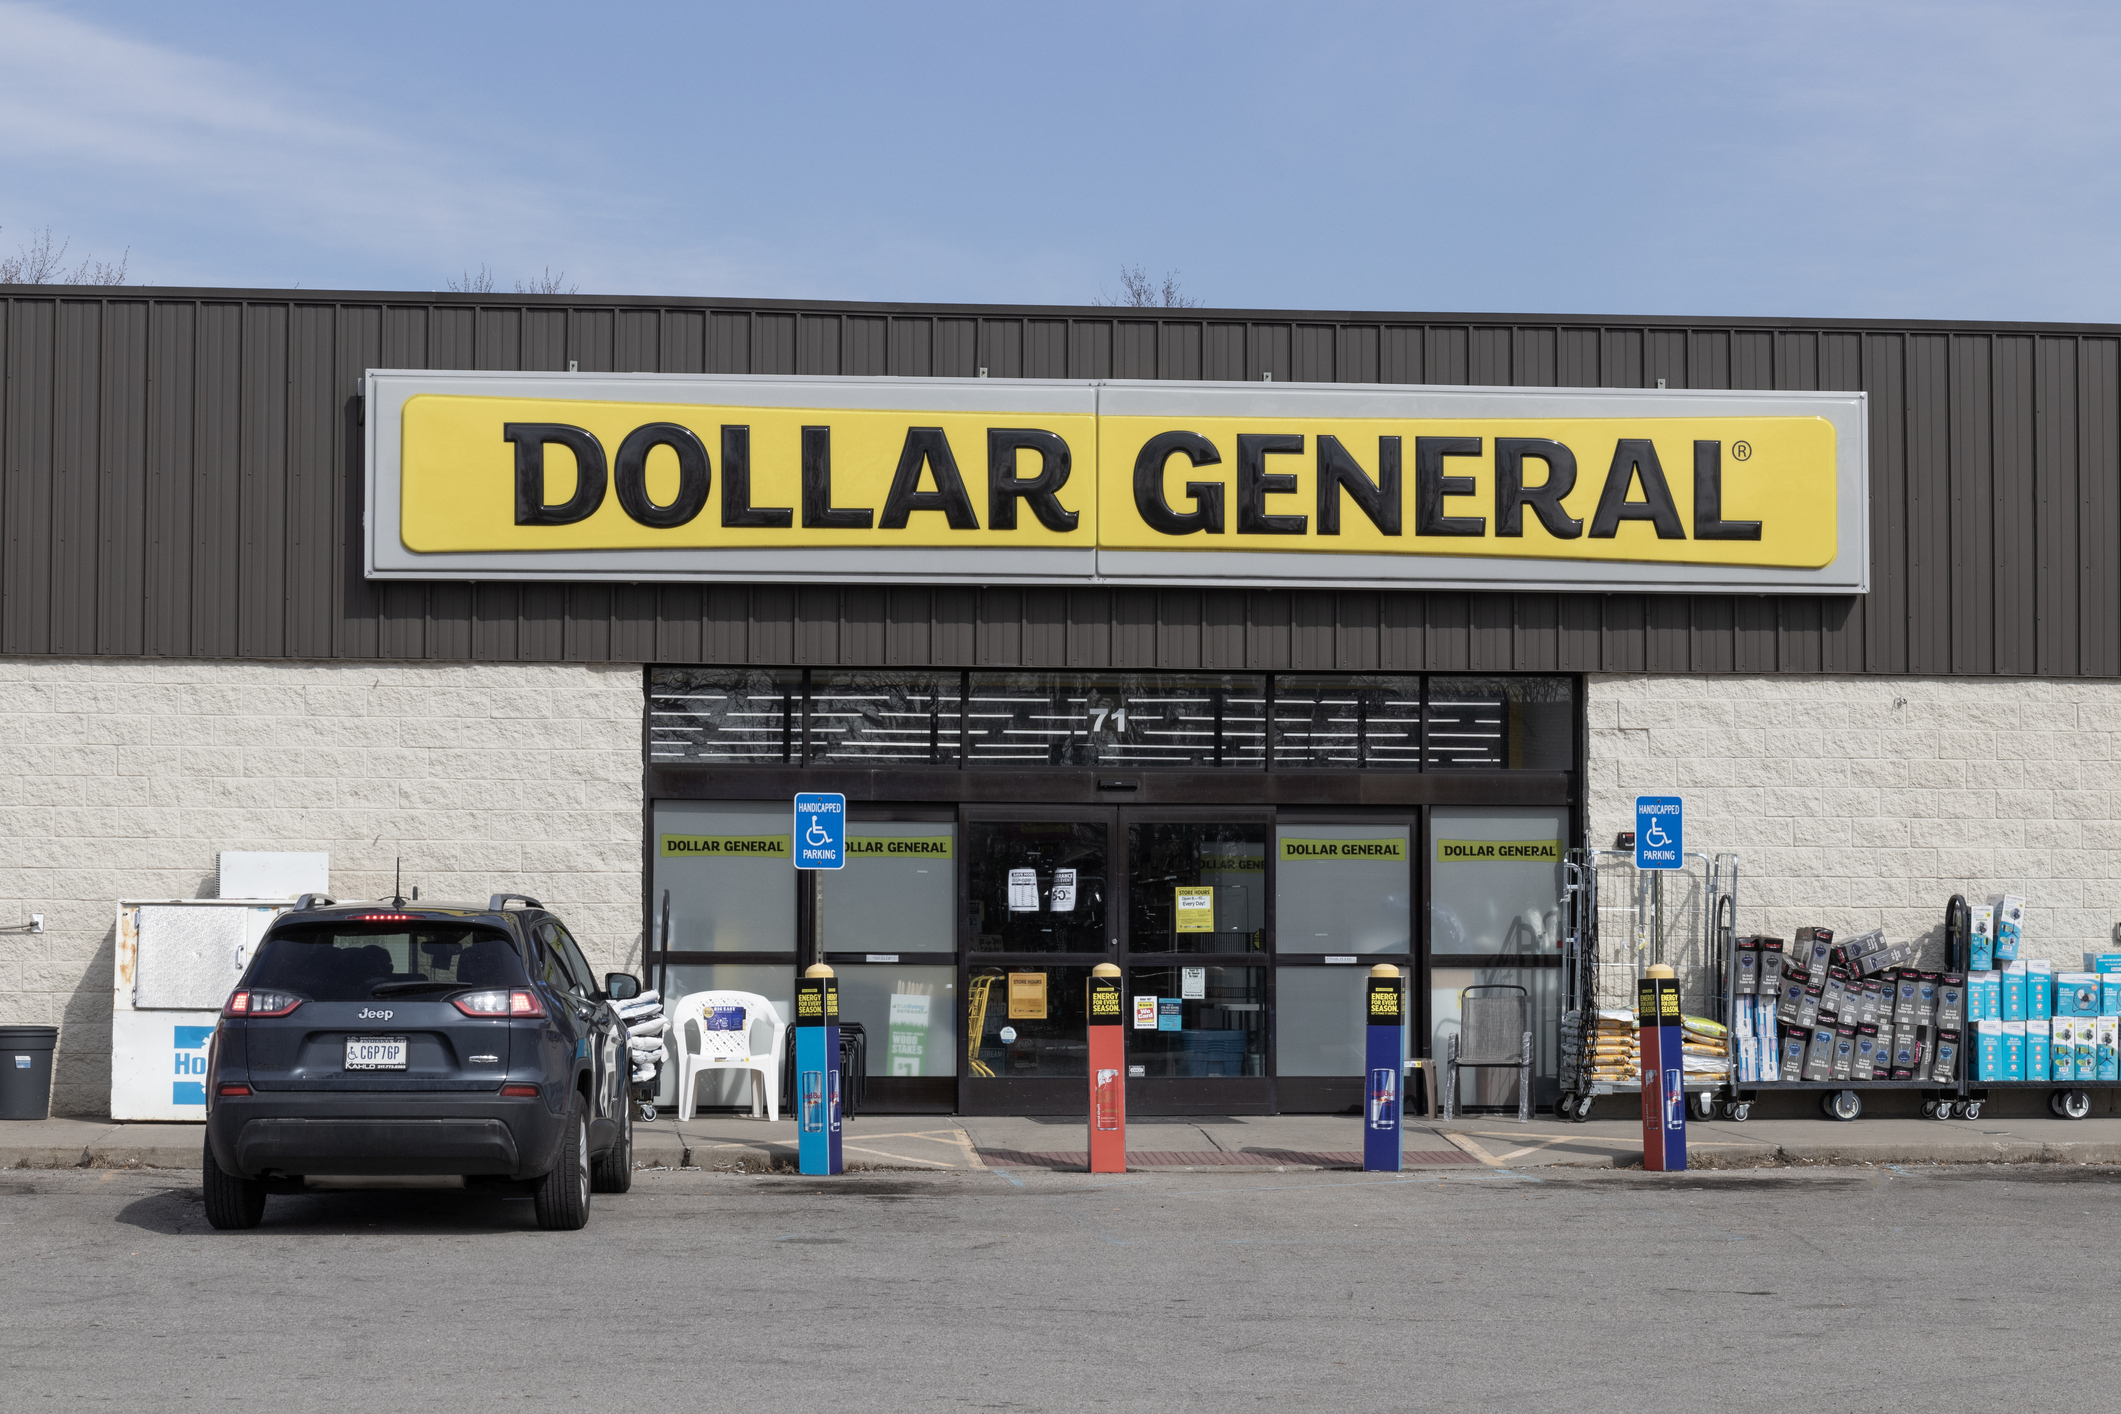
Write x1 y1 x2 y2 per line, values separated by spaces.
393 856 407 909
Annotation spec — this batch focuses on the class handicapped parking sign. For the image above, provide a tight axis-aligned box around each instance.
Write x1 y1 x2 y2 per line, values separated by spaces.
1635 796 1683 870
794 792 847 869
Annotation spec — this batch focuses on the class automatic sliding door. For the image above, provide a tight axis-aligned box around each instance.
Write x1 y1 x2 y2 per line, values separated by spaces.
961 810 1116 1115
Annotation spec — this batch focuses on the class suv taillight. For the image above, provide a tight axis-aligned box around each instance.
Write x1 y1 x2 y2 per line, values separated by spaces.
452 989 546 1018
224 989 303 1017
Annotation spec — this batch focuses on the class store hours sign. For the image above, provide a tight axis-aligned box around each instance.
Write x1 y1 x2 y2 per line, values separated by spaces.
365 372 1869 594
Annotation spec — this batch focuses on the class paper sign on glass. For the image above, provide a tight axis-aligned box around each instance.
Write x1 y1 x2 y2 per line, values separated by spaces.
1182 966 1206 999
1007 971 1048 1020
1050 868 1077 913
1007 867 1040 912
1133 995 1158 1029
1174 886 1214 933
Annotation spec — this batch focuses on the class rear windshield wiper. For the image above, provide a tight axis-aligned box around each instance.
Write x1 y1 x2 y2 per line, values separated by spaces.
370 980 464 997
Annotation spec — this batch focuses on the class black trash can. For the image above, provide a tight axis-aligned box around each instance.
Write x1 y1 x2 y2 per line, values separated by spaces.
0 1026 58 1120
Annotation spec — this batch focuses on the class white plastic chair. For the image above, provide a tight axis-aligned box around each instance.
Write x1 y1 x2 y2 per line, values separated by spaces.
670 990 787 1122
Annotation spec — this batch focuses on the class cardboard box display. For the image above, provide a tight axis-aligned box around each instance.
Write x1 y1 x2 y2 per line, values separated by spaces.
1779 1031 1809 1084
2027 959 2053 1021
1798 927 1836 979
2002 962 2028 1022
1975 1018 2004 1081
1852 1024 1879 1081
1893 970 1921 1025
1915 971 1941 1028
2097 1017 2118 1082
2087 952 2121 975
1821 968 1850 1020
2103 976 2121 1017
1993 894 2025 963
2002 1020 2026 1081
1890 1025 1918 1072
1936 974 1966 1029
1972 972 2002 1021
1858 978 1885 1027
1797 984 1823 1031
2056 973 2102 1017
1776 966 1810 1026
1831 1023 1857 1081
2075 1032 2095 1082
2026 1019 2050 1080
1803 1024 1837 1081
1759 939 1786 994
1930 1028 1961 1084
1735 937 1761 995
2052 1019 2077 1082
1969 903 1996 972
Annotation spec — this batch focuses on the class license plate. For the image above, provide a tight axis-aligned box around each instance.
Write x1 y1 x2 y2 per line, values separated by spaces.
344 1036 408 1070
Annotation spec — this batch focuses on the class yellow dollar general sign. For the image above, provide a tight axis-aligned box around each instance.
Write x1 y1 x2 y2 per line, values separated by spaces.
368 373 1868 593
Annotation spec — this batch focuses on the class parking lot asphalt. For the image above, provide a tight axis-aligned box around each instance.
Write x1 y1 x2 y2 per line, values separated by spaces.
2 1161 2117 1411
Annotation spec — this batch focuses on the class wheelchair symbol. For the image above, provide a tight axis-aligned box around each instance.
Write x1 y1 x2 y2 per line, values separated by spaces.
1643 819 1672 849
805 817 833 847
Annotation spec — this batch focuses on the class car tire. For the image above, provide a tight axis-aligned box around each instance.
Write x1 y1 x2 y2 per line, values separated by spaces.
202 1133 267 1231
533 1096 591 1231
591 1092 633 1194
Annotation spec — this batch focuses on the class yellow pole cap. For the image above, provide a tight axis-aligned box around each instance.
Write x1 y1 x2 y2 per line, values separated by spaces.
1091 962 1121 978
1645 963 1675 978
1369 964 1401 978
804 963 835 978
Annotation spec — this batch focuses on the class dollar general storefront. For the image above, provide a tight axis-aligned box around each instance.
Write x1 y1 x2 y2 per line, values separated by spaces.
13 288 2114 1120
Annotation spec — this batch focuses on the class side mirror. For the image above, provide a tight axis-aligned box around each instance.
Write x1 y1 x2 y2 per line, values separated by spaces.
604 972 642 1001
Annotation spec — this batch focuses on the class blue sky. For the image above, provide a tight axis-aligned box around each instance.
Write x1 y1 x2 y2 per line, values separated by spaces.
3 0 2119 320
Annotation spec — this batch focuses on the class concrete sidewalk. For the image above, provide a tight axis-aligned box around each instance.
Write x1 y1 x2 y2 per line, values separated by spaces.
17 1109 2121 1173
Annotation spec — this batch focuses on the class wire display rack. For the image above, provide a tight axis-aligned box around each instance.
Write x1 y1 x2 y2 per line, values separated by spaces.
1555 848 1736 1123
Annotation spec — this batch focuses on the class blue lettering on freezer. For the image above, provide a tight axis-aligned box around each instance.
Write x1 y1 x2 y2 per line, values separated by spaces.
173 1024 213 1107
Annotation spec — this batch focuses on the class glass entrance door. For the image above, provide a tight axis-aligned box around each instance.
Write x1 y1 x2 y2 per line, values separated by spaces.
1118 810 1273 1114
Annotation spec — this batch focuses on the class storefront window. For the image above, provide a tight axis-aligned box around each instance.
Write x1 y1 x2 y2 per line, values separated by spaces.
1124 964 1265 1076
963 673 1267 769
1270 676 1422 769
1274 823 1410 954
1427 805 1568 955
1275 966 1409 1076
805 673 962 765
651 801 796 952
834 965 957 1077
965 820 1109 953
966 965 1095 1078
1425 676 1574 770
821 822 955 954
648 668 802 764
1430 966 1559 1108
1125 822 1266 955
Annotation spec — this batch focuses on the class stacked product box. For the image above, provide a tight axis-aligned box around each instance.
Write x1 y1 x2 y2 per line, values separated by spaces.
1731 929 1959 1085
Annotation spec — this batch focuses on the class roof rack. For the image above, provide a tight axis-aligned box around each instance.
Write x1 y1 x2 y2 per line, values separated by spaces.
488 893 543 911
291 893 337 911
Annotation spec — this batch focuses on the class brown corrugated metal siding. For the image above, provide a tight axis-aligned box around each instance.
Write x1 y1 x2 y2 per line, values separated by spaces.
3 288 2119 676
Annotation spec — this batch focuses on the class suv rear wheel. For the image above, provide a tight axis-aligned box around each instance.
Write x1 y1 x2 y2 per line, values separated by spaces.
202 1133 267 1230
533 1095 591 1231
591 1095 633 1194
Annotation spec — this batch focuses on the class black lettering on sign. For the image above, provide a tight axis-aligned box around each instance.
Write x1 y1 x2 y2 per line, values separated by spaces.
801 426 873 530
720 426 793 528
880 428 980 530
1493 438 1581 539
1316 435 1401 536
1236 433 1307 535
1133 431 1225 535
1590 439 1686 539
1693 441 1763 541
987 429 1078 532
507 424 607 526
614 423 711 529
1415 436 1484 536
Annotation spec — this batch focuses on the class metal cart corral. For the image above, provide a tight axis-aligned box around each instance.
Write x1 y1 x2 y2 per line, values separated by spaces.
1555 848 1737 1123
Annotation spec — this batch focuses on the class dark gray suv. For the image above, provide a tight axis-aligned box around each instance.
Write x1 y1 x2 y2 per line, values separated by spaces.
202 895 637 1231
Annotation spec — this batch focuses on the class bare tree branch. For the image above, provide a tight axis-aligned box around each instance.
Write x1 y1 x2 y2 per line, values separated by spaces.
0 227 131 285
445 263 497 294
513 267 578 296
1094 263 1201 309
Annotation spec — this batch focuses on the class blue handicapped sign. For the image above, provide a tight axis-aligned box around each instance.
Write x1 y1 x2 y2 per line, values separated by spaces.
1635 796 1684 870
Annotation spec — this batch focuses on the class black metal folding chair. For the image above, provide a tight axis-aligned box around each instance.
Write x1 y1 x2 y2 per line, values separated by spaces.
1443 984 1533 1123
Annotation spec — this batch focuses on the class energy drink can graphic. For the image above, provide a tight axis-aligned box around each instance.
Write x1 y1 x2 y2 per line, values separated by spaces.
800 1070 823 1133
1369 1067 1397 1130
827 1068 841 1133
1663 1068 1683 1129
1094 1069 1121 1131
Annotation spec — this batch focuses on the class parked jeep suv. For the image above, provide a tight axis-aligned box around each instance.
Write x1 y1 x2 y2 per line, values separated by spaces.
203 895 637 1231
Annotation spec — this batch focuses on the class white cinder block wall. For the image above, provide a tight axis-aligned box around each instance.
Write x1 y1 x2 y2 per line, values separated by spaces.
1588 674 2121 989
0 658 645 1116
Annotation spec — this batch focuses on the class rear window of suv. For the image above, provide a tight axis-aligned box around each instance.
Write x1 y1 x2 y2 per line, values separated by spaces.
246 922 531 1001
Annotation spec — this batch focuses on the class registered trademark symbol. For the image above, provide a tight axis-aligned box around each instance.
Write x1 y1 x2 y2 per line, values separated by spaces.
1732 440 1753 461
